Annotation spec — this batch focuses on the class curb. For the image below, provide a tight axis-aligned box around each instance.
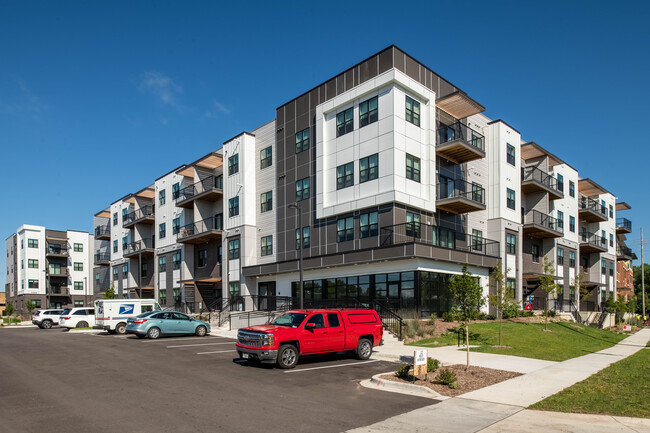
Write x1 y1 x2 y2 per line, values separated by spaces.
361 372 448 400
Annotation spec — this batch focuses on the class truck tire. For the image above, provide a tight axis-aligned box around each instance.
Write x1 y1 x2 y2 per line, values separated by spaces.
147 327 161 339
115 323 127 335
355 338 372 360
195 325 207 337
277 344 299 369
41 320 53 329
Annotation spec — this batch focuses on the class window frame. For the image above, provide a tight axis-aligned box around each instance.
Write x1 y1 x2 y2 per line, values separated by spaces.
260 146 272 169
336 217 354 243
506 144 516 166
296 177 310 201
336 162 354 190
159 189 166 206
260 191 273 213
295 128 310 153
198 249 207 267
228 154 239 176
506 233 516 254
229 196 240 217
359 96 378 128
405 95 420 126
158 256 166 272
405 153 421 183
73 243 83 252
360 211 378 238
506 188 516 210
359 153 378 183
228 239 240 260
336 107 354 137
261 235 273 256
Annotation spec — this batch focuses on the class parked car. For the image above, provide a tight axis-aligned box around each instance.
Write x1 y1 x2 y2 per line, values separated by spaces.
125 311 210 339
32 309 65 329
95 299 161 334
60 307 95 329
236 309 383 369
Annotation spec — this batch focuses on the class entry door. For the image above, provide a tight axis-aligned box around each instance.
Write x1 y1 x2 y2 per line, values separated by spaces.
258 282 276 310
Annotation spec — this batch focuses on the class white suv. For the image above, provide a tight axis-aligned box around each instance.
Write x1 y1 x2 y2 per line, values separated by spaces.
60 308 96 329
32 309 65 329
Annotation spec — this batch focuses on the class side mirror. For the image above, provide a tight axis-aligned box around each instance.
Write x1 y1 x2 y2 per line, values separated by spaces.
305 322 316 329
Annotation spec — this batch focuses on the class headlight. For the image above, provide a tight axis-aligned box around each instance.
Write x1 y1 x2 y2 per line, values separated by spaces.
261 333 274 347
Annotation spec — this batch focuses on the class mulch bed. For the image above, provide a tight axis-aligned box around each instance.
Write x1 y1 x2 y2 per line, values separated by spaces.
380 364 521 397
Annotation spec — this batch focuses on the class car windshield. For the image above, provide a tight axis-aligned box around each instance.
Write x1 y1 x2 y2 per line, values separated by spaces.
270 312 307 328
61 309 71 315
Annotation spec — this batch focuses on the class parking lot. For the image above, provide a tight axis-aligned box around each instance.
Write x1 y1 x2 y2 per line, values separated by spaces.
0 327 434 433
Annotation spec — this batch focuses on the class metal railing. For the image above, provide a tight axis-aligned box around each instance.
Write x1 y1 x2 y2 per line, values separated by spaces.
47 268 69 277
524 209 563 234
123 238 155 255
617 245 634 258
616 218 632 232
123 205 155 226
437 121 485 152
380 223 500 257
580 231 607 249
370 300 404 340
176 175 223 203
46 245 69 256
95 225 110 238
579 196 607 218
437 178 485 204
521 166 561 192
94 253 110 263
47 286 69 296
177 216 221 241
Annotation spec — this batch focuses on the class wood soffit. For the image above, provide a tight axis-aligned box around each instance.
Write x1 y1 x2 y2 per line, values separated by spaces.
520 142 563 167
436 91 485 119
578 178 609 196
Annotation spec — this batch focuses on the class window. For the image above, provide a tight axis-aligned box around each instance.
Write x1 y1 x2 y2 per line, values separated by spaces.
21 260 23 269
229 197 240 217
610 233 614 247
173 251 181 269
95 273 100 286
336 162 354 190
337 217 354 242
336 107 354 137
34 299 41 308
601 230 607 245
359 96 378 128
327 313 341 328
21 239 23 249
557 285 564 298
113 240 118 253
159 223 166 239
113 213 118 226
141 262 147 277
557 211 564 229
506 233 516 254
609 262 614 276
296 227 311 249
506 188 516 210
601 260 607 275
472 182 484 203
74 262 83 271
28 280 39 289
557 174 564 193
172 182 180 199
74 281 83 291
532 245 540 263
28 239 38 248
215 213 223 230
471 229 483 250
173 287 181 302
198 249 207 267
359 154 378 183
296 128 310 153
406 212 421 238
159 289 167 304
296 177 310 201
558 248 564 265
405 95 420 126
159 189 166 206
569 216 576 233
113 267 118 280
260 146 272 169
122 264 128 274
122 208 128 223
261 191 273 213
228 239 240 259
228 154 239 175
609 205 613 218
360 211 378 238
261 236 273 256
73 243 83 252
28 259 38 269
569 181 575 197
433 227 455 248
159 256 166 272
406 154 420 182
506 144 516 166
506 278 516 298
172 217 180 235
569 251 576 268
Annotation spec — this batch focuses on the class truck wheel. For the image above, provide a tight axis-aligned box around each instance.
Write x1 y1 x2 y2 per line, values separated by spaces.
355 338 372 360
147 327 161 339
41 320 53 329
76 321 88 328
195 325 207 337
115 323 127 335
277 344 299 369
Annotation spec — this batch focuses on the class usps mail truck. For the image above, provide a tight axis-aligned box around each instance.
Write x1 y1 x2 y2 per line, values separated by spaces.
95 299 161 334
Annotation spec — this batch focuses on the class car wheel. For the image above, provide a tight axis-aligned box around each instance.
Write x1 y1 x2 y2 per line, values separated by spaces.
115 323 127 335
277 344 299 369
136 334 146 339
147 327 161 339
355 338 372 360
195 325 207 337
41 320 52 329
76 321 88 328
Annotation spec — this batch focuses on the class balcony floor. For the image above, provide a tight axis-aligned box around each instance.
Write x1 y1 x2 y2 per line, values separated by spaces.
436 197 486 214
579 209 608 223
523 224 563 239
177 229 222 244
436 140 485 164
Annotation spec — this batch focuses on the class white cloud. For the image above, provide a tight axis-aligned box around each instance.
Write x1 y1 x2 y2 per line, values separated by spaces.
138 71 183 109
0 77 46 114
202 99 232 119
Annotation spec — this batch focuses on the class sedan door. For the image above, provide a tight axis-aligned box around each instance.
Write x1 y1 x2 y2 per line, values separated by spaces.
171 312 194 334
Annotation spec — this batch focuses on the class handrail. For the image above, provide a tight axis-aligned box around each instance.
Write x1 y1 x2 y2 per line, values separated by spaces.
521 166 561 192
616 218 632 231
177 216 221 240
579 196 607 218
176 175 223 203
94 225 110 237
370 300 404 341
124 205 155 225
580 231 607 249
437 121 485 152
94 253 110 262
123 238 155 255
437 178 485 204
524 209 563 234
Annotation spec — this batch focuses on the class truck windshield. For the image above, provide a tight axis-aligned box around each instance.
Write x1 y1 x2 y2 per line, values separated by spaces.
270 312 307 328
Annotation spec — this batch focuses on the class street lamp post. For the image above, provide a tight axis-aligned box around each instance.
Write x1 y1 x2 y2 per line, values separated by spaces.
84 276 88 307
288 203 303 310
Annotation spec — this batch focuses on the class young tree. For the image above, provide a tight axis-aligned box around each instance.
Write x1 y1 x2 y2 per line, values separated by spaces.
5 301 15 318
571 268 586 313
539 257 558 331
449 264 485 370
104 281 117 299
614 294 628 325
489 260 513 346
25 300 36 317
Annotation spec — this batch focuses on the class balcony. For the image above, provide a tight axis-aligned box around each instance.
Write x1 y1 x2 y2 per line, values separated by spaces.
46 246 69 257
95 253 111 266
436 179 486 214
580 231 608 253
123 205 155 228
123 238 155 258
47 268 69 278
177 216 222 244
175 176 223 209
523 210 564 238
436 122 486 164
95 225 111 240
617 245 635 261
579 196 608 223
616 218 632 234
521 166 563 200
47 286 69 296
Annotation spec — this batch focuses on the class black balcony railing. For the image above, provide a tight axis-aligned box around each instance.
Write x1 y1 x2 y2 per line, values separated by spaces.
616 218 632 232
379 223 500 257
176 175 223 204
579 196 607 218
524 209 563 234
47 267 69 277
437 178 485 204
46 245 69 256
47 286 69 296
123 238 155 255
123 205 155 226
617 245 634 258
95 225 110 238
95 253 111 263
581 231 607 249
437 122 485 152
521 166 562 193
177 216 221 241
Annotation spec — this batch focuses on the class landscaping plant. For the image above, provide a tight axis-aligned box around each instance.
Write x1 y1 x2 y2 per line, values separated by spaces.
489 260 514 346
427 357 439 372
449 264 485 370
25 300 36 318
539 257 558 331
395 363 411 379
5 301 15 318
435 368 457 386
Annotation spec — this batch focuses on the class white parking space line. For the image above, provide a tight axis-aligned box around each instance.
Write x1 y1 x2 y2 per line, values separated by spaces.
284 360 380 373
167 342 234 348
196 349 236 355
142 336 231 343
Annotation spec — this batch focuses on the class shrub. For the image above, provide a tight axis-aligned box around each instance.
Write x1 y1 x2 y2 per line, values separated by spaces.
477 312 496 321
502 303 521 319
542 310 556 317
442 311 456 322
523 310 534 317
436 368 457 385
396 363 411 379
427 357 439 372
429 314 438 326
405 319 422 339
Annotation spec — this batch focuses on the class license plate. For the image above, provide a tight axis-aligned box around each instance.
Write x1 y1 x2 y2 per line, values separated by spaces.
242 353 249 359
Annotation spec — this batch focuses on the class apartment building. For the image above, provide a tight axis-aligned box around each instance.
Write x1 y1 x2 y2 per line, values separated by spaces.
5 225 94 315
91 45 634 318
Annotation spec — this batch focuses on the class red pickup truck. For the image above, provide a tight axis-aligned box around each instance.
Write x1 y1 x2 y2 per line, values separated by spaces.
236 309 383 369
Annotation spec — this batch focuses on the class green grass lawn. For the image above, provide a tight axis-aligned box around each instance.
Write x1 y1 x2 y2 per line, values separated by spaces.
408 321 628 362
530 347 650 418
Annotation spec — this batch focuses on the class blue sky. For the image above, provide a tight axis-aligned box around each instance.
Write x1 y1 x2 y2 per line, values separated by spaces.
2 1 649 290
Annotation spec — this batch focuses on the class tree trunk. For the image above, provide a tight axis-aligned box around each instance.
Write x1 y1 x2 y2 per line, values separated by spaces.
465 323 470 370
499 314 502 346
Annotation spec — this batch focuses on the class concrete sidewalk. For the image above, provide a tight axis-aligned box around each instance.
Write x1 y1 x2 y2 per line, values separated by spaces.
349 328 650 433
